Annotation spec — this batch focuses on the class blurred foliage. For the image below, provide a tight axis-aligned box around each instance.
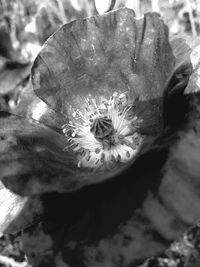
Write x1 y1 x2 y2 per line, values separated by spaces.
0 0 199 49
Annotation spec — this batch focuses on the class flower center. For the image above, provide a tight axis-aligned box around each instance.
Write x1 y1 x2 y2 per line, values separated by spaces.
90 116 116 146
62 92 143 170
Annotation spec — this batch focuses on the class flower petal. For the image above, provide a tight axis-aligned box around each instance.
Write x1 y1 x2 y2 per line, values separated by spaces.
15 81 68 132
31 8 175 135
0 115 135 194
0 115 81 195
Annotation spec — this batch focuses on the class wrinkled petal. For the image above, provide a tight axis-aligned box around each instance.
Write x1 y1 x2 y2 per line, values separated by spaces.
31 8 175 134
15 81 68 131
170 36 192 70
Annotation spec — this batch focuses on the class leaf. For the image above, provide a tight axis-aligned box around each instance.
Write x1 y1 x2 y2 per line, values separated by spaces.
0 115 79 195
169 35 200 95
184 37 200 94
0 181 43 234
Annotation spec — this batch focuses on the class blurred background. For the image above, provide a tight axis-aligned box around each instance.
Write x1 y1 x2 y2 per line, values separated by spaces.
0 0 200 267
0 0 200 66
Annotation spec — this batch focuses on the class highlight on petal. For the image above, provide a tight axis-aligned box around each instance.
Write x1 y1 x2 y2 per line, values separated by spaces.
14 81 68 132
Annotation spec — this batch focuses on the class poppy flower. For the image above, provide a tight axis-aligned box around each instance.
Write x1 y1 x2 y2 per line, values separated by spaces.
0 7 200 267
0 8 176 195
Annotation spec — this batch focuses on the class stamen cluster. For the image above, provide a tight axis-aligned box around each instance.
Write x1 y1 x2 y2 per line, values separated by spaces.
62 92 143 170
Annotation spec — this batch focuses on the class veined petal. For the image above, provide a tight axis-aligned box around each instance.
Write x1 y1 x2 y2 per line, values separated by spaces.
31 8 175 135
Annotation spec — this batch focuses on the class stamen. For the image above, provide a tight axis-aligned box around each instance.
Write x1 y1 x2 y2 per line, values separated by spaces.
117 106 131 131
62 92 143 170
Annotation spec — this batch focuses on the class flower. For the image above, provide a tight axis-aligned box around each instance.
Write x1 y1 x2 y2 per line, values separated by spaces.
0 8 176 195
1 7 200 267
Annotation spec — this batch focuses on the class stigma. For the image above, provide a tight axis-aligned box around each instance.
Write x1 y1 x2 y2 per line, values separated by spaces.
62 92 143 170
